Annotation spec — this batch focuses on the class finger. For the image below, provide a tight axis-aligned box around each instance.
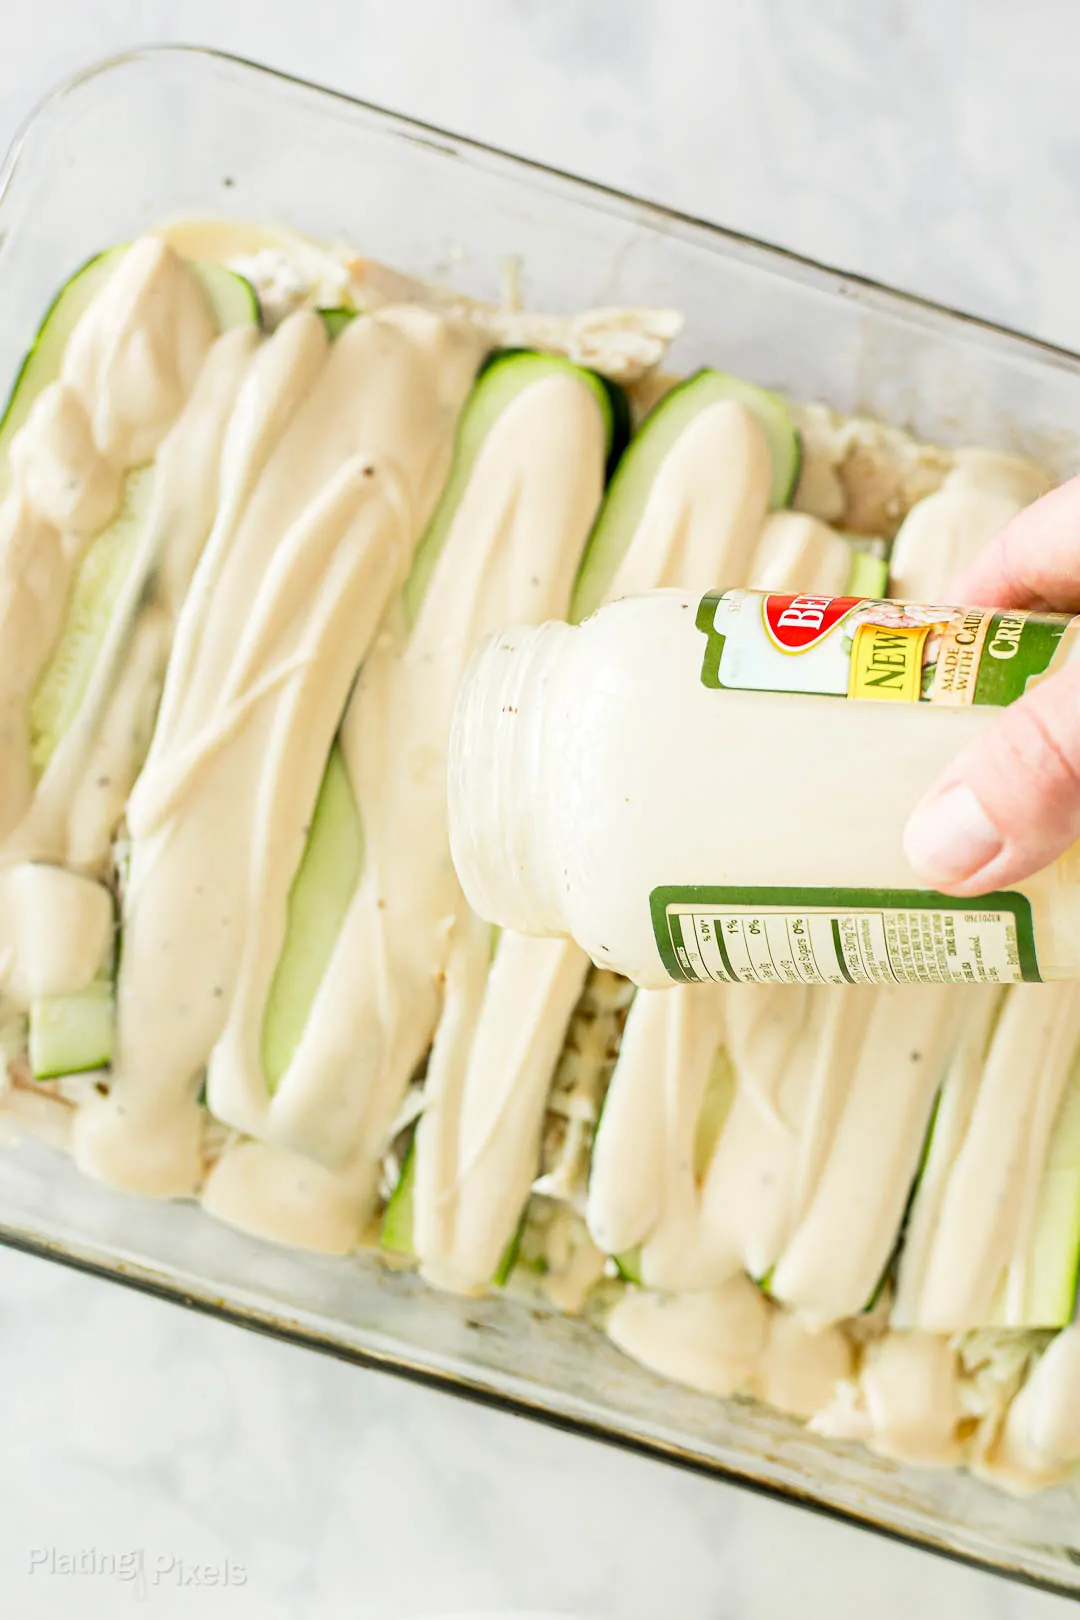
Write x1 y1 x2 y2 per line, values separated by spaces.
903 656 1080 895
951 475 1080 611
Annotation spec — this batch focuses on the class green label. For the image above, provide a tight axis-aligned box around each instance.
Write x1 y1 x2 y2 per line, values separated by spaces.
696 590 1071 707
651 885 1040 987
971 611 1067 705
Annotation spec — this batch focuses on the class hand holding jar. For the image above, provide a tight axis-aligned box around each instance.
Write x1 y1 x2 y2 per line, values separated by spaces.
905 475 1080 896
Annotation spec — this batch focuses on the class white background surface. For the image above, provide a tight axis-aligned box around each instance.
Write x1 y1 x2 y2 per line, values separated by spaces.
0 3 1077 1617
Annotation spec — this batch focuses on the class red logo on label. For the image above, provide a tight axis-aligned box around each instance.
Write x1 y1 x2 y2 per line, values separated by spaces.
763 594 862 652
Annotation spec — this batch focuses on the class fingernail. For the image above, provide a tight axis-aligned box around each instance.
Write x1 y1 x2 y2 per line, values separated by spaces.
903 782 1004 884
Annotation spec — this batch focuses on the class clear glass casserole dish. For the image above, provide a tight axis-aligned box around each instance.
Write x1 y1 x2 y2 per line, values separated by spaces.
2 43 1080 1597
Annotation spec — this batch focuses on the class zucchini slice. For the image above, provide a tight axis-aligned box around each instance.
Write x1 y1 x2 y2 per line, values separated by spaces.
192 261 260 332
0 247 256 491
404 349 627 626
261 745 364 1093
571 368 800 622
29 979 114 1079
28 465 156 773
20 249 257 775
0 248 124 480
260 350 623 1098
379 1135 523 1285
845 546 890 598
317 307 358 340
381 1138 418 1257
1012 1051 1080 1327
613 1248 643 1285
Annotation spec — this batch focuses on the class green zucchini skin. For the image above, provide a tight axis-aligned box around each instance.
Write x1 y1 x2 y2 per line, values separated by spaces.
317 307 357 340
405 348 627 627
379 1132 522 1286
0 249 257 489
8 247 257 1079
261 746 363 1094
571 367 800 624
30 981 114 1080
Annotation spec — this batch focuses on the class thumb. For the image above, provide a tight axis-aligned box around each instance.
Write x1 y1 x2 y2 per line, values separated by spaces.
903 656 1080 896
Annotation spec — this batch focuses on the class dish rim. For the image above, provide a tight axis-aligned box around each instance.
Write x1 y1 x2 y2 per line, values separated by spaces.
1 42 1078 1600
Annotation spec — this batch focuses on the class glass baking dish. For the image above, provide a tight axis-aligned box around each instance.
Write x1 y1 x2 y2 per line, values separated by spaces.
2 43 1080 1598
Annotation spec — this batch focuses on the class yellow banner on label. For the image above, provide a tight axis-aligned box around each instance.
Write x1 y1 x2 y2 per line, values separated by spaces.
848 622 930 702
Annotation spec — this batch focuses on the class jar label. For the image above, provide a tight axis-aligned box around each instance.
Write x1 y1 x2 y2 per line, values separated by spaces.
650 886 1040 986
696 590 1071 706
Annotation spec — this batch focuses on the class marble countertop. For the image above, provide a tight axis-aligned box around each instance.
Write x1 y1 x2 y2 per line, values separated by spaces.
1 4 1078 1616
0 1245 1070 1620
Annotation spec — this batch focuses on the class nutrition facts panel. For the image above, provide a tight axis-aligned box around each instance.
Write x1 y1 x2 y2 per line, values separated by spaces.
650 886 1040 986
